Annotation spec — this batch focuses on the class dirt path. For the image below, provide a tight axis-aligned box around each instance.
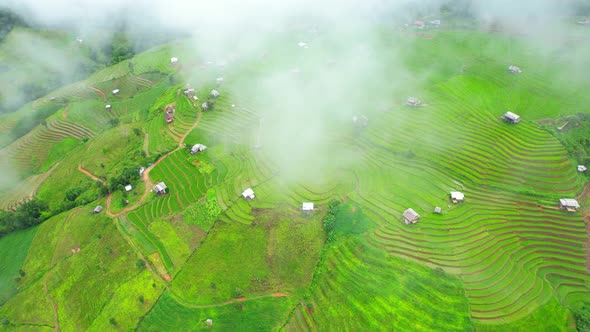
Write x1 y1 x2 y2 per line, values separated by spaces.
576 182 590 201
77 164 105 185
171 291 292 309
576 182 590 271
105 111 203 218
43 210 77 332
90 87 106 102
143 133 150 157
113 216 172 288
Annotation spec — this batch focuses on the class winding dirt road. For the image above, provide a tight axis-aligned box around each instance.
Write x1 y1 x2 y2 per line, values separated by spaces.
77 111 203 219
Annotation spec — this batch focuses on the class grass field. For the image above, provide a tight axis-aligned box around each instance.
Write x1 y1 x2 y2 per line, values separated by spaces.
170 208 324 304
1 22 589 331
0 227 38 304
138 291 297 331
286 237 474 331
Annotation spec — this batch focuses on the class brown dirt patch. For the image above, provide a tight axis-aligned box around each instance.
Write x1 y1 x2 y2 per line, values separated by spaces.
271 292 289 297
163 273 172 282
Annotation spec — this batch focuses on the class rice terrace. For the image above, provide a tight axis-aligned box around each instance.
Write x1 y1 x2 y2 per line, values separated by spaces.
1 1 590 331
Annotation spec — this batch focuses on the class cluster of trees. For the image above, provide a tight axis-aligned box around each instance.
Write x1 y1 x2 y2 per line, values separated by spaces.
322 199 341 244
554 113 590 167
108 166 140 193
0 199 49 236
108 32 135 65
0 181 105 238
182 190 222 231
575 302 590 331
0 9 25 43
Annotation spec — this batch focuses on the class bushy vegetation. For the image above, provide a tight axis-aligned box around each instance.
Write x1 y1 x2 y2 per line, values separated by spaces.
575 302 590 332
0 10 25 43
547 113 590 165
108 166 141 193
0 199 48 236
182 189 222 231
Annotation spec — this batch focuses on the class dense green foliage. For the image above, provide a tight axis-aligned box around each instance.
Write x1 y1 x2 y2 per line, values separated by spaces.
109 32 135 65
576 302 590 332
546 113 590 165
0 9 25 43
182 189 222 231
0 199 48 236
108 166 141 192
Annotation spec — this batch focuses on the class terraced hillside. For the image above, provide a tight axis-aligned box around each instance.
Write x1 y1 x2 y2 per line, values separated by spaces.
1 26 589 331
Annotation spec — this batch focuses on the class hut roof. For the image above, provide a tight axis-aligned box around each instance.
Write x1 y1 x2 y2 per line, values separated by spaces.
242 188 255 199
302 202 314 211
125 184 132 192
434 207 442 213
407 97 421 105
450 191 465 201
508 65 522 73
154 182 168 193
503 111 521 122
559 198 579 208
403 208 420 223
211 89 220 97
191 144 207 153
93 206 103 213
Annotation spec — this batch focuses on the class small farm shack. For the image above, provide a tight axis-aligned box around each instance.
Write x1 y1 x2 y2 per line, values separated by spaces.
508 65 522 74
154 182 168 194
242 188 255 200
184 88 196 98
406 97 421 106
502 111 521 124
112 89 120 95
165 112 174 123
105 104 112 111
450 191 464 203
210 89 220 98
191 144 207 154
170 57 178 64
93 206 103 214
125 184 132 192
434 207 442 214
577 165 587 172
302 202 314 211
403 208 420 224
559 199 580 212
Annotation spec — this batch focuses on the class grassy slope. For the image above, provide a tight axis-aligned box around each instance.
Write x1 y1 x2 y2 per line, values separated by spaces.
138 292 297 331
286 204 473 331
0 25 589 331
171 208 324 304
0 227 37 304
